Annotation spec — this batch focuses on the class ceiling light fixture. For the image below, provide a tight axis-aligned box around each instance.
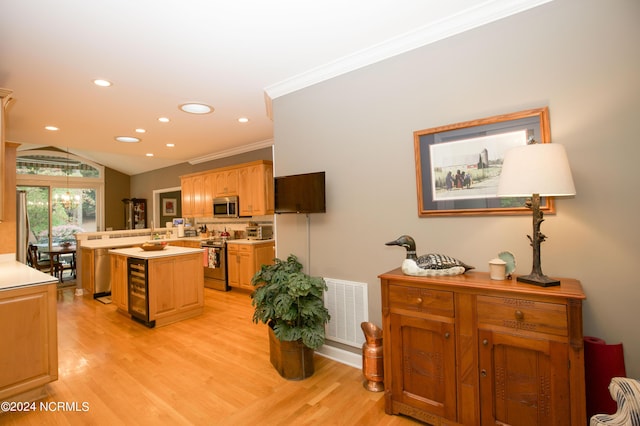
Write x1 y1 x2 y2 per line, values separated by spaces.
238 117 249 123
166 143 175 148
93 79 112 87
115 136 140 143
158 117 170 123
135 128 146 133
179 103 213 114
45 126 59 131
146 153 154 157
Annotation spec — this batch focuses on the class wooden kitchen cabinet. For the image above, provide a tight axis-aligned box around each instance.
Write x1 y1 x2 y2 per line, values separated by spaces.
169 239 202 248
379 269 586 426
180 175 195 217
238 161 274 216
180 172 215 218
181 160 272 218
110 248 204 326
80 246 95 295
227 241 275 290
110 252 128 311
213 168 238 197
148 254 203 324
0 282 58 400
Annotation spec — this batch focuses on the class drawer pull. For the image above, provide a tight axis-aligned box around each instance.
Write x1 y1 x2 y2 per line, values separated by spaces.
416 297 423 304
444 332 450 339
514 310 524 320
481 369 487 377
482 339 488 346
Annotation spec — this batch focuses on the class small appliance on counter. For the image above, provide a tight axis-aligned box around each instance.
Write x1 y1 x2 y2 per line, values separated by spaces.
246 224 273 240
184 227 198 237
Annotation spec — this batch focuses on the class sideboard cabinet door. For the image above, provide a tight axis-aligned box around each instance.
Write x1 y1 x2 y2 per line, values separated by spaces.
389 312 457 422
478 329 570 425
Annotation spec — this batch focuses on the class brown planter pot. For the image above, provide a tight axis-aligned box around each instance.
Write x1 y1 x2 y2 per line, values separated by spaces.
268 326 314 380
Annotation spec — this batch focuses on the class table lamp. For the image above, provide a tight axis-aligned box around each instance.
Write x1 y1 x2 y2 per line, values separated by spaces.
497 141 576 287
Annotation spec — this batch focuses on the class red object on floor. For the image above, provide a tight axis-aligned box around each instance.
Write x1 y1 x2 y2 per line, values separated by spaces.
584 336 627 420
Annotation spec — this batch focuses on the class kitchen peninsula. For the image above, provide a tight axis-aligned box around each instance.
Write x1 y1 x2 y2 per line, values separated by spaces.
109 245 204 327
0 254 58 401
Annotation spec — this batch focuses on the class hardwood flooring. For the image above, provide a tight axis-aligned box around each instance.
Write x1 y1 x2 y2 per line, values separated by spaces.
1 287 420 425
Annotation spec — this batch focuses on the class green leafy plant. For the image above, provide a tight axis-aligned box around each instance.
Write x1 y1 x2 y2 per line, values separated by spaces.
251 254 330 350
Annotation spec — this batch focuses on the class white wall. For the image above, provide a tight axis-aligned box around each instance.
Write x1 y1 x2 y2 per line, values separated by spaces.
273 0 640 377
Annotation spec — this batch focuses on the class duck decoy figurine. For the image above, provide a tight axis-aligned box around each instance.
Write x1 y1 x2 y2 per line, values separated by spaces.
385 235 474 277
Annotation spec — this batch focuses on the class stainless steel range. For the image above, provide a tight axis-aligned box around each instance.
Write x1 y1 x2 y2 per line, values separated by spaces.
201 239 228 291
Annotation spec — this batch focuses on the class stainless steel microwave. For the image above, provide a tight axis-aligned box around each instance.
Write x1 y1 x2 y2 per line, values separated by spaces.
213 196 239 218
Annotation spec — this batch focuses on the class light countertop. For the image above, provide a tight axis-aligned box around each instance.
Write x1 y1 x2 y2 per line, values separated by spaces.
0 254 59 291
225 239 274 245
109 245 203 259
80 236 203 249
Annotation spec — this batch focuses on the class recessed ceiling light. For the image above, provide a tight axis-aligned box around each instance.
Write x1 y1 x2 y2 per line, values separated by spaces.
93 79 112 87
179 103 213 114
135 128 146 133
146 153 154 157
45 125 59 131
238 117 249 123
166 143 175 148
158 117 170 123
115 136 140 143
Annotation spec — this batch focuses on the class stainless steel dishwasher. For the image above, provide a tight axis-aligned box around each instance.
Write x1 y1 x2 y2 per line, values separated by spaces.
94 248 113 297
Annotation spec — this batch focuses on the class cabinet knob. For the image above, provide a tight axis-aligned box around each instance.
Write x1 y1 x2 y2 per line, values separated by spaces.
481 369 487 377
444 332 450 339
514 310 524 320
482 339 488 346
416 297 423 304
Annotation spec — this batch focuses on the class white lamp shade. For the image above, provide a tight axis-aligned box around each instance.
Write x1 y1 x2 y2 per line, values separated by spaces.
497 143 576 197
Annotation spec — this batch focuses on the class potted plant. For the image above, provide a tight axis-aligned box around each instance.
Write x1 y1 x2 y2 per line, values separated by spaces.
251 254 330 380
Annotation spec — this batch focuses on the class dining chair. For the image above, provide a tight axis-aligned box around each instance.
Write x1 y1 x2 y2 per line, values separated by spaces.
27 244 63 282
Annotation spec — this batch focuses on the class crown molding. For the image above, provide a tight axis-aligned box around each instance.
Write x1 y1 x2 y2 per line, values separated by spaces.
188 138 274 165
264 0 553 108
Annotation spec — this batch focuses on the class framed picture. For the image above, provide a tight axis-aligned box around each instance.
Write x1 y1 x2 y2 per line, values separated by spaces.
414 107 554 216
162 198 177 216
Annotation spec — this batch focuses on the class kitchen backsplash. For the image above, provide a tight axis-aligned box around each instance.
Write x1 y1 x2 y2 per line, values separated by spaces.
195 215 274 239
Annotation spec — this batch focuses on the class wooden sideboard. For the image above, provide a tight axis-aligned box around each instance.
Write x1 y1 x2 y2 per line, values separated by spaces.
379 269 586 426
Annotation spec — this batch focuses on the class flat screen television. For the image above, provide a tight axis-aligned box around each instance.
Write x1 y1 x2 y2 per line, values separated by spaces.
274 171 326 214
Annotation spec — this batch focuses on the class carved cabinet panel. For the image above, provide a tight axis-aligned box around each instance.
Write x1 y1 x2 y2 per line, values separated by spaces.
389 312 457 423
380 269 586 426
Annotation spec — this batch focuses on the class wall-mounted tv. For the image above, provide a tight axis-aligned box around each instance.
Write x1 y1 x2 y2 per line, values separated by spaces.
274 171 326 214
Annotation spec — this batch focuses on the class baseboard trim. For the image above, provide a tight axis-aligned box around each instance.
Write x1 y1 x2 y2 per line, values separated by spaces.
316 344 362 370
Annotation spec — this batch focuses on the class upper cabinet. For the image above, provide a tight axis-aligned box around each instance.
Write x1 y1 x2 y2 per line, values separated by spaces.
0 88 13 222
213 169 238 197
238 162 273 216
181 160 272 218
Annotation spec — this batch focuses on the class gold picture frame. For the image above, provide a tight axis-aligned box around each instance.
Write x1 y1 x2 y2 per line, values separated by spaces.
414 107 555 216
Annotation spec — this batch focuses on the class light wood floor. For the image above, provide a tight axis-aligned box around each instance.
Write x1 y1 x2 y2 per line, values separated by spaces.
1 286 421 425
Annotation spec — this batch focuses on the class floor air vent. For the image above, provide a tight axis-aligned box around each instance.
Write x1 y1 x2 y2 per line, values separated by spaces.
323 278 368 348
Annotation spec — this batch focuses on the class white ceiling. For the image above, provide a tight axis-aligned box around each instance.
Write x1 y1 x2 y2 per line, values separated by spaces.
0 0 550 175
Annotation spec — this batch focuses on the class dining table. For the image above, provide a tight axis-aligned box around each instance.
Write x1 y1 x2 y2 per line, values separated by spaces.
40 244 77 280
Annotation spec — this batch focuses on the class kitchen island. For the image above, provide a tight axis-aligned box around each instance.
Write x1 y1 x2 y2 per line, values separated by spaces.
109 246 204 327
77 232 202 297
0 254 58 401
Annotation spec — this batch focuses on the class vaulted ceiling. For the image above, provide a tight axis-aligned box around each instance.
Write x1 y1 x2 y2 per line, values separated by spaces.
1 0 551 175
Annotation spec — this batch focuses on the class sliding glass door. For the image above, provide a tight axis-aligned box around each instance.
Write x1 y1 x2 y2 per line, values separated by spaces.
18 185 97 247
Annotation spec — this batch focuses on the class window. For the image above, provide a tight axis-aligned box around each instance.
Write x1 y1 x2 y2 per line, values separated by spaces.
16 149 104 247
